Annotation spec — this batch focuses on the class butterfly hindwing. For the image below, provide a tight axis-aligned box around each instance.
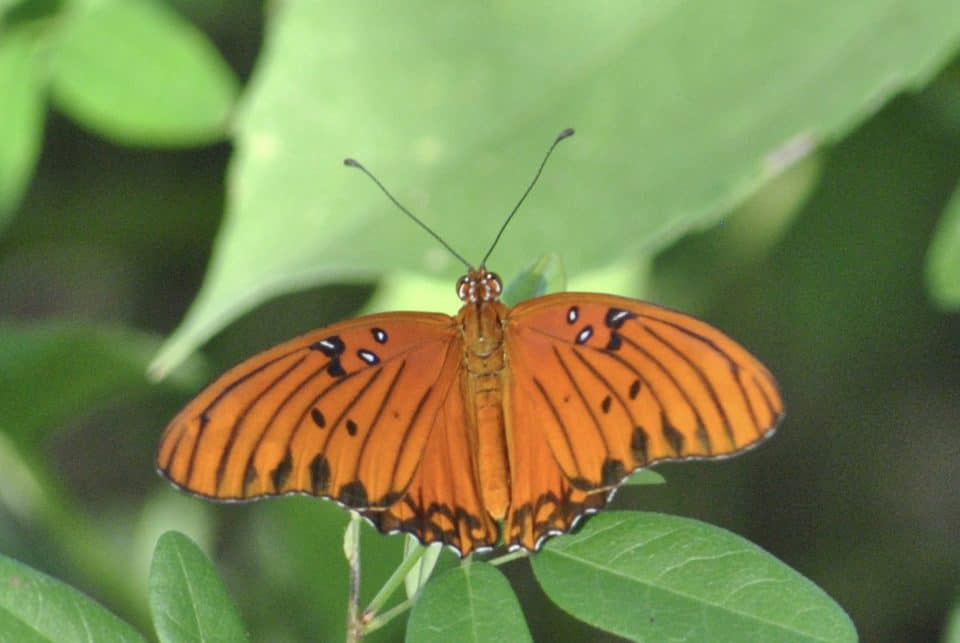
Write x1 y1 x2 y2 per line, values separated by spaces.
361 365 500 556
503 293 783 550
156 312 463 514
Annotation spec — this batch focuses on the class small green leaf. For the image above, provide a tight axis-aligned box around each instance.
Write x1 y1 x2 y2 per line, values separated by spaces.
0 321 206 450
624 468 666 486
926 180 960 310
0 553 147 642
0 26 44 225
406 563 532 643
945 595 960 643
502 253 566 306
48 0 238 146
149 531 248 643
532 511 857 643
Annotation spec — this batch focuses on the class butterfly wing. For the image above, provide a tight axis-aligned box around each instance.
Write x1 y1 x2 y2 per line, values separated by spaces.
503 293 783 551
359 364 499 555
157 311 496 552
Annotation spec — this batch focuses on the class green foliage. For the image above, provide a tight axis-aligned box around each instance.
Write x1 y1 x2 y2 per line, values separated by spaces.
945 596 960 643
406 563 532 643
0 26 43 226
0 0 958 641
48 0 238 146
149 532 248 643
501 253 567 306
0 554 146 642
149 0 960 376
532 512 856 642
0 0 237 221
0 322 205 449
624 468 666 486
926 181 960 309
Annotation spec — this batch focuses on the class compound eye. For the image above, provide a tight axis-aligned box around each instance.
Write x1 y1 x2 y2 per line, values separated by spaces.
456 276 470 300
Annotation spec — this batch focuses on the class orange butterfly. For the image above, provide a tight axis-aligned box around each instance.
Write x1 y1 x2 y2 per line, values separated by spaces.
157 129 783 556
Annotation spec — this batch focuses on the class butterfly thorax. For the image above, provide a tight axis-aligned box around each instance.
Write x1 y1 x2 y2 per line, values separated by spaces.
455 270 511 521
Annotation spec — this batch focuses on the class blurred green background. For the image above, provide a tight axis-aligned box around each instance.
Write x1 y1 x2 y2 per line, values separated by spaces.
1 1 959 641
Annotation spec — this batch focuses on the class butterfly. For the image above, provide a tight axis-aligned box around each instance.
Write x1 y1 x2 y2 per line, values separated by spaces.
157 129 783 556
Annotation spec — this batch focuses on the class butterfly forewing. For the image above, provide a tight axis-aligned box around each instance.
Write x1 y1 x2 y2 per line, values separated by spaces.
157 312 462 511
503 293 783 549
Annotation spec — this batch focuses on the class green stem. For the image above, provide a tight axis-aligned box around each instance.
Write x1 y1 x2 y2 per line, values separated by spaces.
364 544 427 617
344 514 362 643
487 549 528 566
363 598 415 635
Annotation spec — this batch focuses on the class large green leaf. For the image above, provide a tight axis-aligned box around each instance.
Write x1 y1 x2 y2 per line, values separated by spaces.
48 0 238 146
926 179 960 310
148 531 247 643
532 511 856 643
0 554 146 642
406 563 532 643
151 0 960 376
0 25 44 225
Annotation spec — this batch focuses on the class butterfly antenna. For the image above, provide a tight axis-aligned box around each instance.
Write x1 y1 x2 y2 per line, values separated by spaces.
344 158 473 270
480 128 575 267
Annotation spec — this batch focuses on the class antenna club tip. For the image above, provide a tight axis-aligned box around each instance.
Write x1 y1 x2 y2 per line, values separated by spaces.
343 158 360 168
557 127 575 141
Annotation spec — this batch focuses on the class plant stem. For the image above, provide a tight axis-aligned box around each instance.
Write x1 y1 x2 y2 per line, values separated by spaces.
364 543 427 618
344 514 362 643
363 598 415 635
487 549 528 566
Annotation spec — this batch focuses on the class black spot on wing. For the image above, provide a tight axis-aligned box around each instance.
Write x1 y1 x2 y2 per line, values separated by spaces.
310 454 331 494
271 450 293 491
310 408 326 428
346 419 358 436
339 480 369 507
243 463 258 494
662 412 685 455
310 336 345 357
631 427 649 464
601 395 612 414
629 379 641 399
357 349 380 365
566 306 579 324
604 308 635 329
606 331 622 351
371 327 388 344
695 424 712 454
327 359 346 377
601 458 626 486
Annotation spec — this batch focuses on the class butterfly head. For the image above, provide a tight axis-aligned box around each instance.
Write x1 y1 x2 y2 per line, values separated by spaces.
457 267 503 303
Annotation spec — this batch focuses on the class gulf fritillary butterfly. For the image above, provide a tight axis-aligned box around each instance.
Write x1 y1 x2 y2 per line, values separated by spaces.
157 129 783 556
